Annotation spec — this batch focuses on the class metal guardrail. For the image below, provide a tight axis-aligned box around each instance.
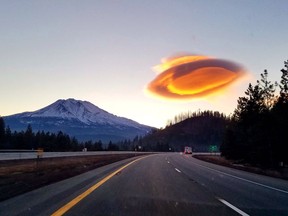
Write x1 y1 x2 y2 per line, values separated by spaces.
0 150 220 160
0 149 44 160
0 150 154 160
0 150 42 152
192 152 221 156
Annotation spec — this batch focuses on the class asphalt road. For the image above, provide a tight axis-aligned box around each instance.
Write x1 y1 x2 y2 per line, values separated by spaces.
0 153 287 216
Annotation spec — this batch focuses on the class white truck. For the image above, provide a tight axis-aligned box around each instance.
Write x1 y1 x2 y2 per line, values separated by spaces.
184 146 192 154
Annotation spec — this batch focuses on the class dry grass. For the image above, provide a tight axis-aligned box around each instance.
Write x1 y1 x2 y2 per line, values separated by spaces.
0 154 140 201
194 155 288 180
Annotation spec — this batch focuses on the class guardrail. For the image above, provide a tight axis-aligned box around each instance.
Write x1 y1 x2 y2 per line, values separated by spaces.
0 149 44 160
192 152 221 156
0 150 154 161
0 150 220 161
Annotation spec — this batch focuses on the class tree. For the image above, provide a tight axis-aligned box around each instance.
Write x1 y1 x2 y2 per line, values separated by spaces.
257 70 277 110
56 131 71 151
107 141 119 151
24 124 34 149
84 140 93 150
4 126 12 149
94 140 103 151
223 71 276 166
71 137 79 151
272 60 288 166
0 116 5 148
222 62 288 168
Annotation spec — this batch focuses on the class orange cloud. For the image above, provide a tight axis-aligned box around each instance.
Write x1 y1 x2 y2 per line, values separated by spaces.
147 55 246 99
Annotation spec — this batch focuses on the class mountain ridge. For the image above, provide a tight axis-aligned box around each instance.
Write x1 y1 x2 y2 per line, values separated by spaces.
3 99 152 142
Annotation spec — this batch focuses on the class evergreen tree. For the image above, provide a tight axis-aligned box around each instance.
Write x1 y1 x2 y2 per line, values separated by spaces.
94 140 103 151
279 60 288 100
272 60 288 166
56 131 71 151
107 141 119 151
223 72 270 164
24 124 34 149
222 62 287 167
257 70 277 110
0 116 5 148
71 137 79 151
4 126 12 149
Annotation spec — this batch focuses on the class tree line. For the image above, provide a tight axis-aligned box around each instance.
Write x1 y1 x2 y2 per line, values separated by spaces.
0 116 149 152
0 121 141 151
221 60 288 168
0 122 99 151
166 110 228 127
132 110 229 152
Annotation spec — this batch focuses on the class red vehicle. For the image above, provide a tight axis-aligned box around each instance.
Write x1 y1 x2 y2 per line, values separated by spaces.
184 146 192 154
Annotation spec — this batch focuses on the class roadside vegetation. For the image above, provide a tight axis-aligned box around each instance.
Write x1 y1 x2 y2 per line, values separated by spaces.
0 122 104 151
221 60 288 168
0 154 140 201
131 111 229 152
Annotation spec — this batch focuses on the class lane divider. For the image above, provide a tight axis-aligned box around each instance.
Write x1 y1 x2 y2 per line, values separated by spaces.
218 198 249 216
190 160 288 194
173 157 249 215
175 168 181 173
51 155 151 216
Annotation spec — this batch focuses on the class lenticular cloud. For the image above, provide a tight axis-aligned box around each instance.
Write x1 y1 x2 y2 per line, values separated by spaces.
147 55 246 99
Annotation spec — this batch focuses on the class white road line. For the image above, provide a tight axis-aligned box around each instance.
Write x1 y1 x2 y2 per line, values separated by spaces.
218 198 249 216
175 168 181 173
191 161 288 194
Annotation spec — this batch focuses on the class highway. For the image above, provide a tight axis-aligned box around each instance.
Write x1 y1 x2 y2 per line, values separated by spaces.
0 153 287 216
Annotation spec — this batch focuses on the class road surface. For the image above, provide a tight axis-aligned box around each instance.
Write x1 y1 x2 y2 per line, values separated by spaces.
0 153 287 216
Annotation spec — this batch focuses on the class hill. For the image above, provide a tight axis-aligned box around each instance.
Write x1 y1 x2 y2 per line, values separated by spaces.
138 111 229 152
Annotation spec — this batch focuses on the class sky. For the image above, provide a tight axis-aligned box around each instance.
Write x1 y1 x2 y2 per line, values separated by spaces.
0 0 287 128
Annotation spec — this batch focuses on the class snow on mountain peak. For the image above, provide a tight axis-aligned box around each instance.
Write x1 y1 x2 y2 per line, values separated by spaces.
22 98 142 127
3 98 153 142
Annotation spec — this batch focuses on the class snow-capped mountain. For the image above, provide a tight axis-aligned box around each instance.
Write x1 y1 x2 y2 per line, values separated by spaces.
3 99 153 142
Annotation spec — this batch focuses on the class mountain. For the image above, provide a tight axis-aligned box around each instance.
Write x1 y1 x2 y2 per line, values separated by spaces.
138 111 229 152
3 99 153 142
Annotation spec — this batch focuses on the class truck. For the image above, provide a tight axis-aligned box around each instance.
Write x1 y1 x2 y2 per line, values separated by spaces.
184 146 192 154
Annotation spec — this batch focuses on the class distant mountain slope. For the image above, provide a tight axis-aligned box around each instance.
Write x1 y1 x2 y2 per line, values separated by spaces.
3 99 152 142
140 111 229 152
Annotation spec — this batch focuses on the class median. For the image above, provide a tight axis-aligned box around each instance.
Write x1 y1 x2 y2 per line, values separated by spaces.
0 153 147 201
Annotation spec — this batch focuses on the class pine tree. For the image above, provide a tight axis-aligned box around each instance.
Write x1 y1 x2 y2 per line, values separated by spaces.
224 71 276 166
258 70 277 110
278 60 288 103
0 116 5 148
272 60 288 166
24 124 34 149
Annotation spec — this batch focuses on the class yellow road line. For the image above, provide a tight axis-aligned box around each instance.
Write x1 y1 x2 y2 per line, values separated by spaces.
51 155 149 216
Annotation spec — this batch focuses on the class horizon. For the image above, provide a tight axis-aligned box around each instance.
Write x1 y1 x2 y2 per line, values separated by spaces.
1 1 287 128
0 98 221 129
1 97 232 128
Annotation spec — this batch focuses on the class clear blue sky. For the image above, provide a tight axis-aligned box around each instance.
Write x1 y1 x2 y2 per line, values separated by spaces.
1 0 287 128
